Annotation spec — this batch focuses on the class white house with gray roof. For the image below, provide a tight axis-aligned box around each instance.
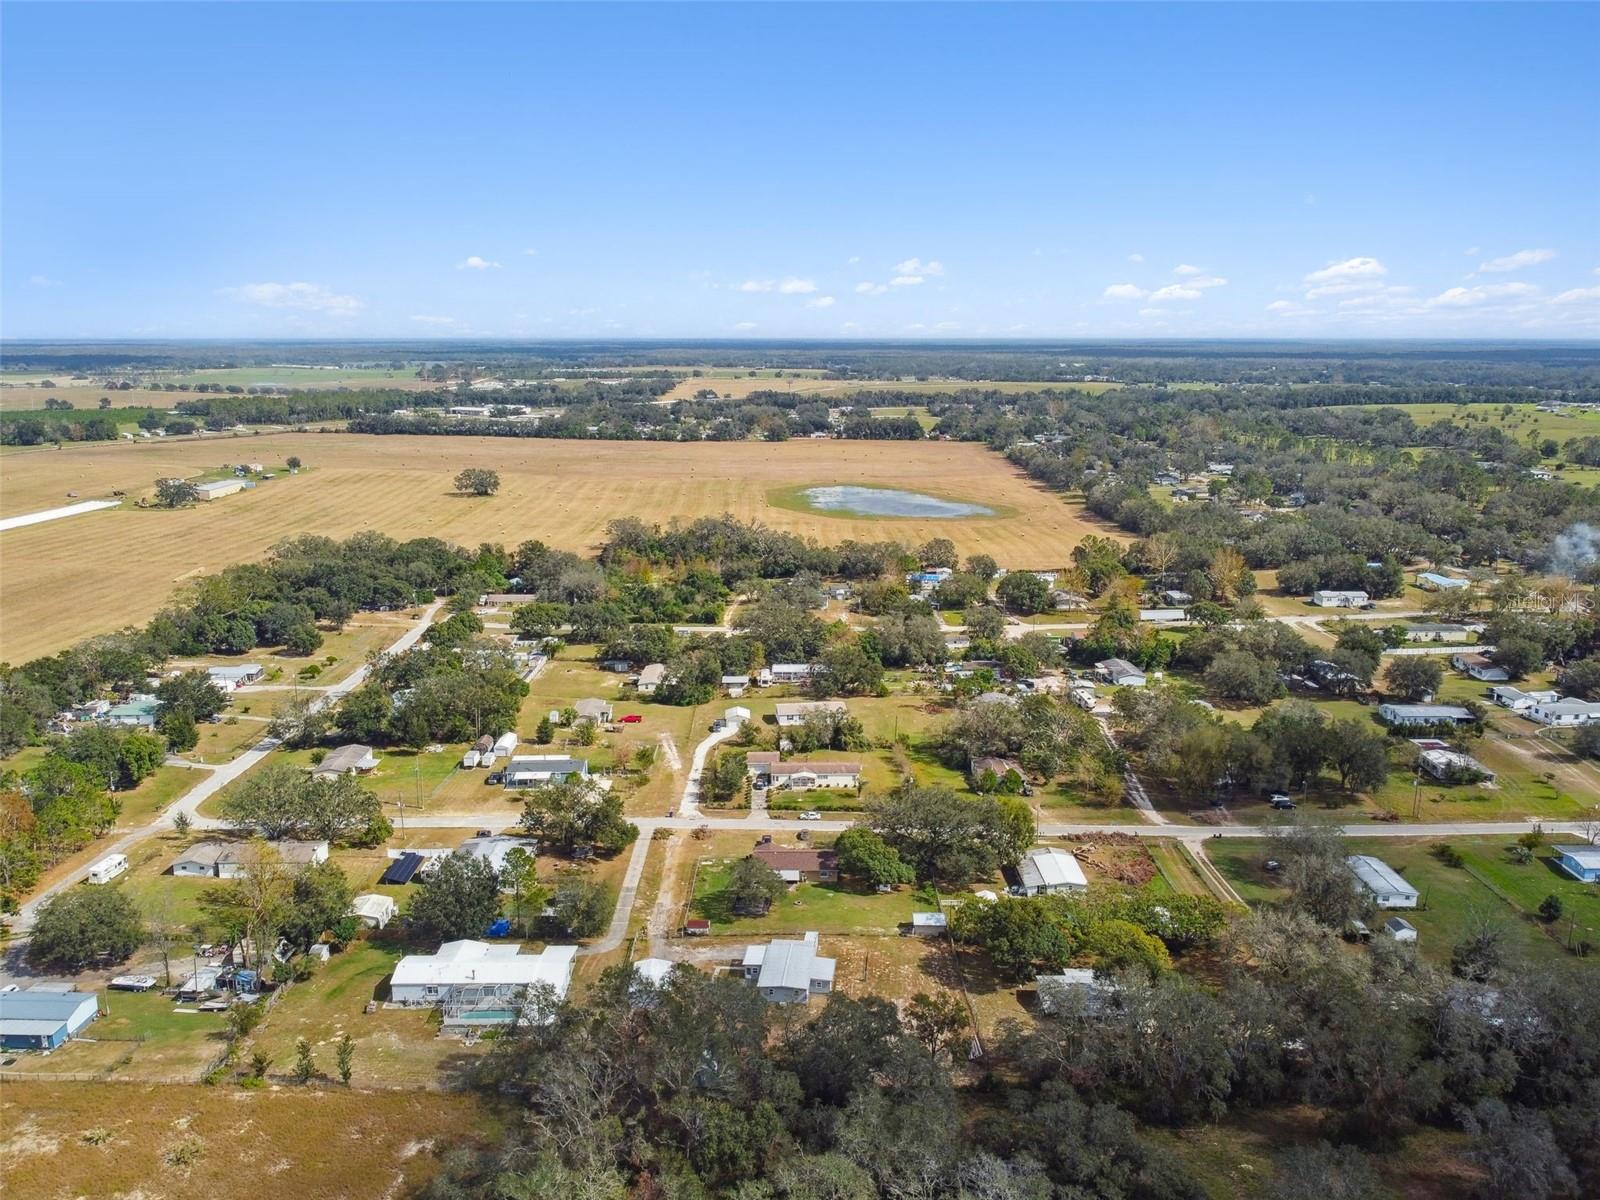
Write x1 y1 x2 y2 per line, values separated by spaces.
741 933 836 1004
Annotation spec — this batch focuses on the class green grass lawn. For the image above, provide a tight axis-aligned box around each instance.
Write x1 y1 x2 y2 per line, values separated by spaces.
690 861 920 934
1208 835 1595 967
112 765 194 826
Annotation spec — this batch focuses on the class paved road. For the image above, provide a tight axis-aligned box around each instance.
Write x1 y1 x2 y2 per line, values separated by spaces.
678 722 742 818
8 603 442 933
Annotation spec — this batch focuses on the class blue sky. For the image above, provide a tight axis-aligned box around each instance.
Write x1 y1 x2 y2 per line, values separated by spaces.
3 2 1597 340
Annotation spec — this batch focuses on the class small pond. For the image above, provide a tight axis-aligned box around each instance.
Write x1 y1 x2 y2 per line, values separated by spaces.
798 485 994 519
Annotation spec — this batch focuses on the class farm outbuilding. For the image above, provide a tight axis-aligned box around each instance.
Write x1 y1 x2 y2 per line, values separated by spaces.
1346 855 1420 909
0 987 99 1051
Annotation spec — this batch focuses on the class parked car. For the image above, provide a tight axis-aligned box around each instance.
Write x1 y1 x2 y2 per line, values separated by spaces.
710 719 727 732
798 810 821 821
619 713 643 723
1269 794 1296 810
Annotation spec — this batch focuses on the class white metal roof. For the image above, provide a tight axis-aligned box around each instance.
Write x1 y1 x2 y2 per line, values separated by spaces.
392 940 577 996
1346 855 1419 898
754 938 834 992
1555 845 1600 870
1018 847 1088 890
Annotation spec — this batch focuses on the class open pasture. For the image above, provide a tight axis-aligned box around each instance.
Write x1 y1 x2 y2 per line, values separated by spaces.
0 433 1118 663
1354 401 1600 450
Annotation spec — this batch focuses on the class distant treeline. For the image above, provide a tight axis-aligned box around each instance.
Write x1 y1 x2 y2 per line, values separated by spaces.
7 338 1600 385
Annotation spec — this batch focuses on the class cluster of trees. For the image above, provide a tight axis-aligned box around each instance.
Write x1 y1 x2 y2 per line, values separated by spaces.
516 777 638 856
865 783 1035 882
952 888 1227 980
336 632 529 747
0 725 164 910
217 762 391 846
1113 689 1395 801
934 692 1116 791
405 845 612 942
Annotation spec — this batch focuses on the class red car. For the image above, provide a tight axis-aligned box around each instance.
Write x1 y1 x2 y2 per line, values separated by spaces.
619 713 644 724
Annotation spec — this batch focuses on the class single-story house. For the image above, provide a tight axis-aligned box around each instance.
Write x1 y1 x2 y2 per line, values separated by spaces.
0 987 99 1051
194 478 245 501
1404 623 1472 644
768 663 815 684
1161 590 1193 606
1487 686 1559 712
458 835 539 875
1311 590 1370 608
1417 572 1471 591
636 664 667 695
684 918 710 936
599 659 633 673
1384 917 1419 944
573 698 613 724
390 940 578 1013
208 663 264 691
774 700 847 728
102 695 160 728
1139 608 1187 623
1036 969 1118 1016
1346 855 1420 909
1049 590 1090 610
172 839 328 877
1452 653 1510 683
171 841 228 876
752 845 839 882
176 967 223 1000
1378 703 1475 728
1525 698 1600 728
503 755 590 788
1417 748 1495 784
748 758 862 791
350 893 398 929
721 674 750 696
1095 658 1147 688
313 743 379 777
909 912 947 936
741 932 836 1004
1552 844 1600 883
970 756 1026 789
1016 847 1089 895
725 705 752 726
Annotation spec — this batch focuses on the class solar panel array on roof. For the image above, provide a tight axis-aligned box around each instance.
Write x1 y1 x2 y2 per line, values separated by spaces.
382 851 423 885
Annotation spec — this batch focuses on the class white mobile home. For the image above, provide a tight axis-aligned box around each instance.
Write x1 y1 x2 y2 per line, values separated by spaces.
1525 698 1600 727
86 854 128 885
774 700 847 728
1346 855 1419 909
1311 590 1370 608
1016 847 1089 895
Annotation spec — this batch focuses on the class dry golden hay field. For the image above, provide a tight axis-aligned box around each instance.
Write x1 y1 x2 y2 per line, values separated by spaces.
657 374 1119 403
0 1081 484 1199
0 432 1119 662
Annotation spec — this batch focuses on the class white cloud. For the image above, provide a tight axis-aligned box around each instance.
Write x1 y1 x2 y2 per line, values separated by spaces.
890 275 924 287
894 257 944 277
1551 286 1600 305
933 321 961 331
522 248 538 257
1126 253 1145 263
1102 283 1147 300
219 281 363 314
409 314 459 327
1265 300 1317 317
1186 275 1229 290
847 255 861 265
457 255 502 270
805 295 836 309
1173 264 1204 276
777 277 817 294
1137 308 1164 318
1425 282 1538 308
1304 256 1387 284
737 279 775 293
1464 246 1481 257
28 274 57 288
854 281 888 295
1478 248 1555 273
732 321 758 331
1147 284 1203 303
